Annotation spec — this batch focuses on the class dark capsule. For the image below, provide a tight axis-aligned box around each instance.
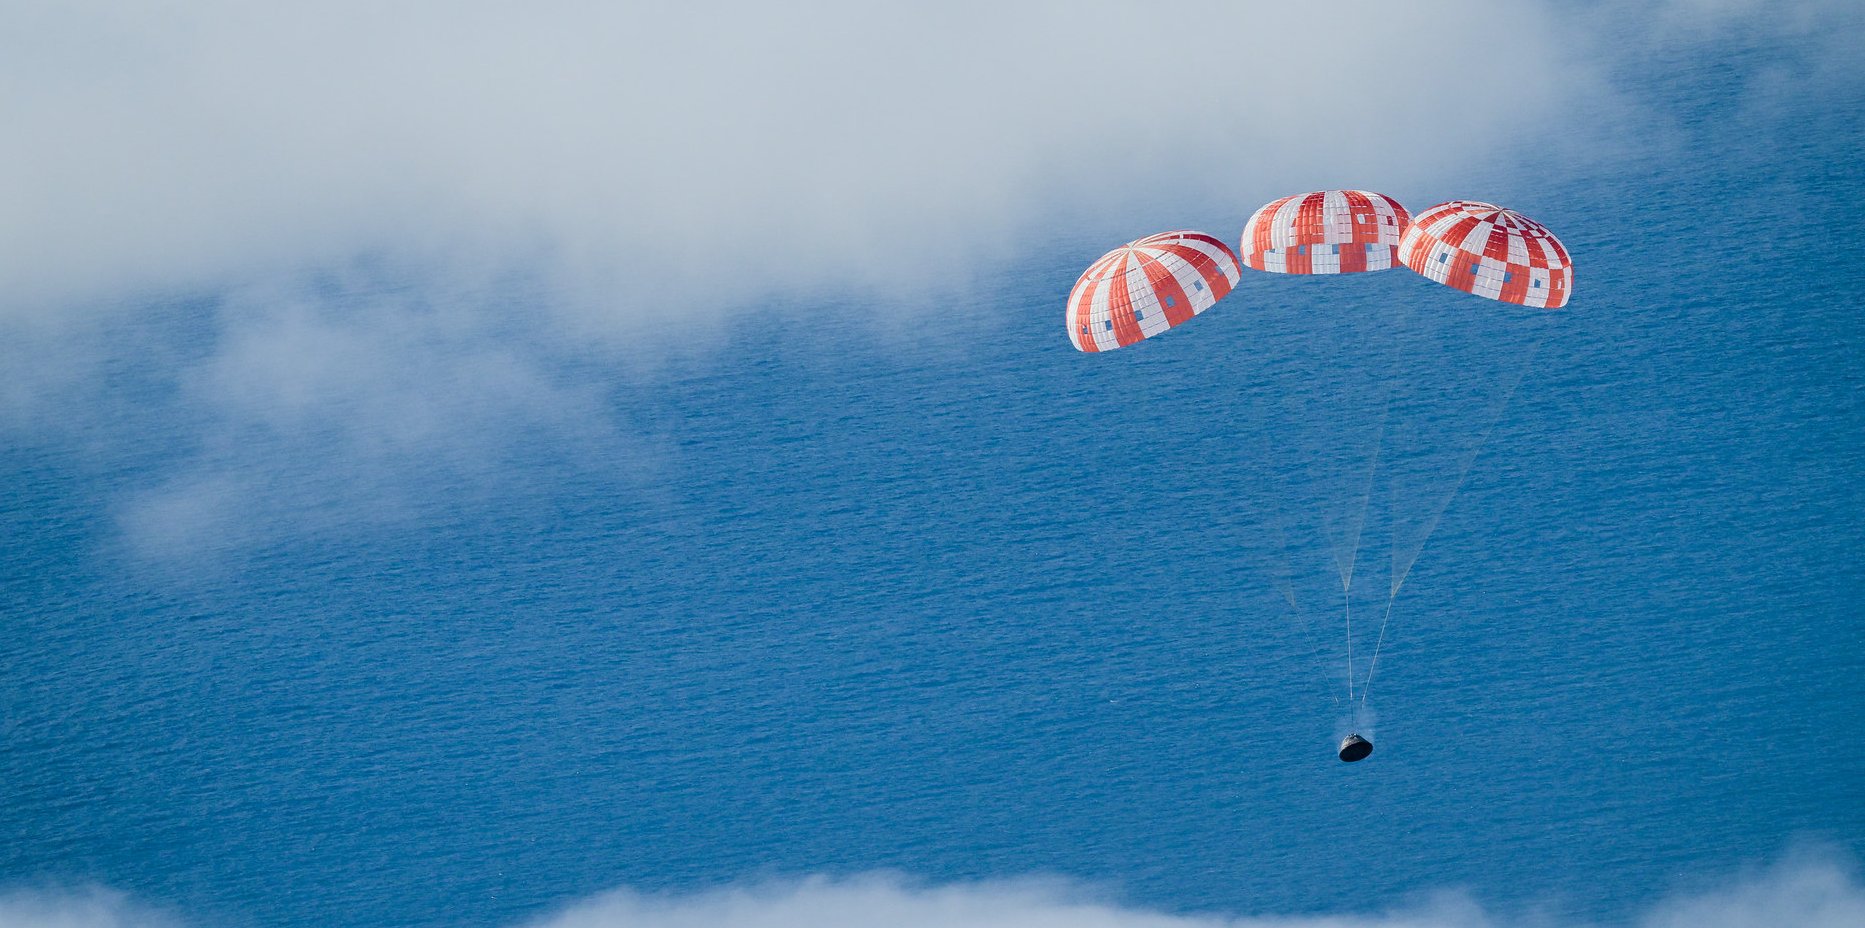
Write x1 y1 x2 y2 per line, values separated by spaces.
1338 734 1372 763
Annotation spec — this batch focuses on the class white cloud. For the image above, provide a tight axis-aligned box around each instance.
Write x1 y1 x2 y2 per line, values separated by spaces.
106 270 660 560
528 876 1473 928
0 0 1607 327
525 855 1865 928
5 0 1857 334
3 854 1862 928
1638 851 1865 928
4 0 1858 558
0 887 179 928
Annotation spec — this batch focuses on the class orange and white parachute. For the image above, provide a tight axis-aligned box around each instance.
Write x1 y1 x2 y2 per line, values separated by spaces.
1066 231 1240 352
1239 190 1410 274
1061 196 1575 745
1398 201 1573 308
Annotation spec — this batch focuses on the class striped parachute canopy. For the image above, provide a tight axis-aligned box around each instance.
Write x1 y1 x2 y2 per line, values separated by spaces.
1398 201 1573 309
1066 231 1241 352
1239 190 1411 274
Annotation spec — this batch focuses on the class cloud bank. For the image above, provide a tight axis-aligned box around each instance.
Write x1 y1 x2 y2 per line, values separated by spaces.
0 887 179 928
531 852 1865 928
4 0 1858 557
2 0 1606 326
2 853 1861 928
105 273 654 560
6 0 1858 332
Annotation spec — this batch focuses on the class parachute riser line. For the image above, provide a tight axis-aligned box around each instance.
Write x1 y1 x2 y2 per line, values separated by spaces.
1265 509 1340 707
1339 402 1388 704
1388 332 1546 600
1361 331 1547 709
1357 595 1399 710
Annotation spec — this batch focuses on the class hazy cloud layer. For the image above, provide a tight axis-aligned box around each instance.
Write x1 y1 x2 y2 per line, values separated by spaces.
5 0 1857 326
0 887 179 928
3 0 1608 324
3 0 1858 558
530 853 1865 928
104 271 657 560
2 854 1860 928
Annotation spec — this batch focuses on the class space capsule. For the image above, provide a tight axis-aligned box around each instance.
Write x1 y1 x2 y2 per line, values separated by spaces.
1338 734 1372 763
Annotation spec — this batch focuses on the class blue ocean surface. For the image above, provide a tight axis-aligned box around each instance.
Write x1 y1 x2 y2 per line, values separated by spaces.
4 33 1864 928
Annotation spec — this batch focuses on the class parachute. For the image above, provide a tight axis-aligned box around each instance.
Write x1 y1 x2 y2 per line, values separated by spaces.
1239 190 1411 274
1399 201 1573 308
1066 232 1241 352
1065 194 1574 763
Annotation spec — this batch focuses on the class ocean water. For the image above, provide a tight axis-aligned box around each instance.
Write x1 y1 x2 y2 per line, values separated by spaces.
4 38 1864 928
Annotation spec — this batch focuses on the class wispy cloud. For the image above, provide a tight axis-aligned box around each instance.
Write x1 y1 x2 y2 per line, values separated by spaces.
1 1 1612 325
528 853 1865 928
5 0 1856 330
0 886 180 928
4 1 1858 558
106 270 658 560
3 852 1861 928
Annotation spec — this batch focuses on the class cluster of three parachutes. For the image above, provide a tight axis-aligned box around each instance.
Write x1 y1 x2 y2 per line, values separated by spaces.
1063 191 1574 762
1064 191 1572 352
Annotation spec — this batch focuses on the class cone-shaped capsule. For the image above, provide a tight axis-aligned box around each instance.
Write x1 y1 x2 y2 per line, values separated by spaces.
1338 734 1372 763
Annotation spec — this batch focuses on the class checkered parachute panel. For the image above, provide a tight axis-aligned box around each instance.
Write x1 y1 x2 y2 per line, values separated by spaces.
1239 190 1411 274
1066 231 1241 352
1398 201 1572 309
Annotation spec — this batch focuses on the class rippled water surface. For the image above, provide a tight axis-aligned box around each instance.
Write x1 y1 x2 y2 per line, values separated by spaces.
4 45 1864 928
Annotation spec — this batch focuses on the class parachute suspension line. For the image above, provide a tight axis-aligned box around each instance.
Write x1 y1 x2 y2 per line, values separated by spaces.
1343 296 1408 711
1387 333 1547 601
1267 512 1339 706
1336 402 1388 593
1344 584 1354 702
1337 401 1388 704
1250 409 1339 708
1358 592 1399 709
1337 400 1389 594
1361 332 1546 709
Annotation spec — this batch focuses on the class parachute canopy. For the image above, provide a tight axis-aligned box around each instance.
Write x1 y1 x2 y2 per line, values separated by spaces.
1398 201 1573 308
1066 231 1240 352
1239 190 1411 274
